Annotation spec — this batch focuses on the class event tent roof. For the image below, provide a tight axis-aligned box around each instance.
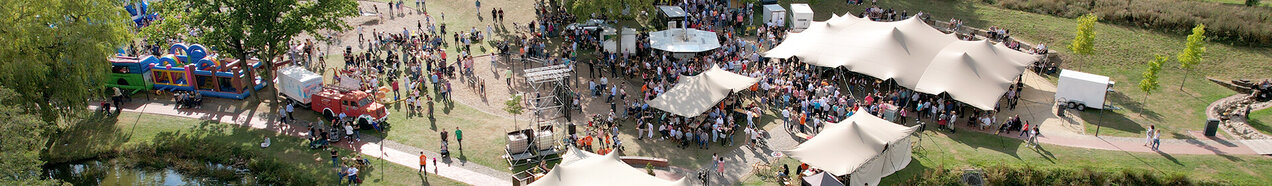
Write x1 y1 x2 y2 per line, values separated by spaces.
649 28 721 53
648 65 759 117
764 14 1041 110
528 147 689 186
784 109 917 182
803 172 846 186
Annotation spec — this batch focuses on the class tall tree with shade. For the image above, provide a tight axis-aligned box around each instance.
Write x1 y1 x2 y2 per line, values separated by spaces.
0 0 134 125
154 0 358 101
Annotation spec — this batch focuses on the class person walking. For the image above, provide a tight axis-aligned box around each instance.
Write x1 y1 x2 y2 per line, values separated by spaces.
1144 125 1156 146
455 127 464 151
419 151 428 173
330 149 339 168
111 87 123 114
286 102 296 121
1151 130 1161 151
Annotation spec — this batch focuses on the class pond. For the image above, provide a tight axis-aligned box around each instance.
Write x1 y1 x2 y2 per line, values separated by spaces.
44 159 254 185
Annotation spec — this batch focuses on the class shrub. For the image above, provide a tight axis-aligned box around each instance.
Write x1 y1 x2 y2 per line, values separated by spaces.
905 165 1224 185
990 0 1272 46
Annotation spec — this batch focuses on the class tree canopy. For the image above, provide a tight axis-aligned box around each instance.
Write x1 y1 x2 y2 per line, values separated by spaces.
1069 14 1097 55
148 0 358 99
1139 55 1166 102
0 0 134 124
1176 24 1206 90
0 87 61 185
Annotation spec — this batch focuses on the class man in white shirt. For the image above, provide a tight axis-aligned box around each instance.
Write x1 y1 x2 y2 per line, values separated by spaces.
782 108 792 130
286 103 296 121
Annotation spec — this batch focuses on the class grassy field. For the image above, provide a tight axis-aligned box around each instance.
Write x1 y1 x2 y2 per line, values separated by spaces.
44 111 467 185
741 130 1272 185
783 0 1272 139
1250 108 1272 136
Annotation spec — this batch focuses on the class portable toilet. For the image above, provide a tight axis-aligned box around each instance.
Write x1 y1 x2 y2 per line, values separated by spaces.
620 28 637 54
790 3 814 32
762 4 786 27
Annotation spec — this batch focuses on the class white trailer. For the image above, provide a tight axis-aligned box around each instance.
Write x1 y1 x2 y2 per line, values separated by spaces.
789 3 813 32
1055 69 1115 111
762 4 786 27
275 66 324 105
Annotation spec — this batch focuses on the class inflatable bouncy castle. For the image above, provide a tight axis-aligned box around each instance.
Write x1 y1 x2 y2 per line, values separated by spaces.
144 44 267 99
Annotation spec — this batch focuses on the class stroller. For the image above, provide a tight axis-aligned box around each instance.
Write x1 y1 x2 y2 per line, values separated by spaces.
440 141 451 158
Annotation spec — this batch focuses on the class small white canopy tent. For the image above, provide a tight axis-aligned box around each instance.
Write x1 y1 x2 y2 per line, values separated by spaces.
803 172 846 186
647 65 759 117
764 14 1041 110
784 108 918 186
528 147 689 186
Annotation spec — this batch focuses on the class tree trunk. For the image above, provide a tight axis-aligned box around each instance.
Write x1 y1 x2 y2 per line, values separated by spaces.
1179 70 1188 91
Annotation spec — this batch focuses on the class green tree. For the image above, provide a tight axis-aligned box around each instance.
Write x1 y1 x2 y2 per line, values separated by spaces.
165 0 358 101
0 87 61 185
1069 14 1098 55
1176 24 1206 90
1248 0 1263 7
505 94 525 127
1139 55 1166 103
0 0 134 124
137 1 192 45
565 0 655 22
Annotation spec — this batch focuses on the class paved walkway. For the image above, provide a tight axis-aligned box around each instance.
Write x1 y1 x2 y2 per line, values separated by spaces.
93 99 511 186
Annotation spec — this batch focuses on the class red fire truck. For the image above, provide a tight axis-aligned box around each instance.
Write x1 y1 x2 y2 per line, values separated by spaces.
310 88 389 128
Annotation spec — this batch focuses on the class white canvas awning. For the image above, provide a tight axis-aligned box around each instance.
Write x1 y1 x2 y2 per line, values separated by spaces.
528 148 689 186
764 14 1040 110
648 65 759 117
649 28 721 53
784 109 917 186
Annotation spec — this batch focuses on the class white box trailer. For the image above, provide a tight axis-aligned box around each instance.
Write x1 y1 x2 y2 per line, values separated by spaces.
275 66 324 105
1055 69 1115 110
762 4 786 27
789 3 813 32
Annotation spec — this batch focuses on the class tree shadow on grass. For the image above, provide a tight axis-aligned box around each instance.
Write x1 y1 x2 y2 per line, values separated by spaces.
1107 90 1163 122
940 129 1027 161
1077 106 1148 137
879 156 931 185
44 112 131 163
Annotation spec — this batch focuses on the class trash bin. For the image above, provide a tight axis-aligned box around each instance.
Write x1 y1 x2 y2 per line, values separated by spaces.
1056 103 1065 117
1204 118 1220 137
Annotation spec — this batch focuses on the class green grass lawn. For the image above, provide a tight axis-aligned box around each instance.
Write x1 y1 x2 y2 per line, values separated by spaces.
363 0 536 59
1249 108 1272 136
44 111 467 185
784 0 1272 139
741 130 1272 185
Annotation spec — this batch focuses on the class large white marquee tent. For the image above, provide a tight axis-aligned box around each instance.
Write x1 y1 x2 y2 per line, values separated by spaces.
647 65 759 117
784 109 918 186
764 14 1041 110
528 147 689 186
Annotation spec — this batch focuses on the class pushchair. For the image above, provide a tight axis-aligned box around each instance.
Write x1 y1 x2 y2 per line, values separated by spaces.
440 141 450 158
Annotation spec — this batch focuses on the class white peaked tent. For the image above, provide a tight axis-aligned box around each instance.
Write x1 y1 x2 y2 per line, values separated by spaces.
803 172 846 186
528 147 689 186
784 109 918 186
648 65 759 117
764 14 1041 110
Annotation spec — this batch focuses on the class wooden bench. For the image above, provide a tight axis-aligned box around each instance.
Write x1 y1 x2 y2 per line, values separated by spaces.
620 156 669 168
794 132 814 142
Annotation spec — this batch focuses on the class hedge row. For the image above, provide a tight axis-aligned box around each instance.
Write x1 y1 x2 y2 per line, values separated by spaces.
992 0 1272 46
903 165 1224 185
